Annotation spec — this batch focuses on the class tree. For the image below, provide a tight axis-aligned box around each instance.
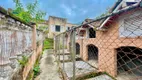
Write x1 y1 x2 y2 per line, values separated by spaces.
12 0 46 23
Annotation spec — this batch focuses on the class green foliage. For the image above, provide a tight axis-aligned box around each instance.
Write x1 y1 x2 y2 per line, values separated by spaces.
33 64 40 77
26 70 34 80
12 0 46 23
33 55 41 78
17 55 28 67
44 38 54 49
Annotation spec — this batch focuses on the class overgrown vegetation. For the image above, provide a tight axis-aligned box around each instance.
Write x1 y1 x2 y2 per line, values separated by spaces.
33 52 42 78
44 38 54 49
26 70 34 80
33 60 40 77
12 0 46 23
17 55 28 68
27 52 42 80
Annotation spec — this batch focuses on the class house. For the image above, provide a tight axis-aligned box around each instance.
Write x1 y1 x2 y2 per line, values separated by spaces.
37 20 48 31
67 0 142 79
47 16 78 38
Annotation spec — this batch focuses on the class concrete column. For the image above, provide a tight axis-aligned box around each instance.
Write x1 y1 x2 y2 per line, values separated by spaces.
110 49 117 77
82 43 88 61
80 39 83 58
32 23 37 50
86 28 89 38
98 48 117 77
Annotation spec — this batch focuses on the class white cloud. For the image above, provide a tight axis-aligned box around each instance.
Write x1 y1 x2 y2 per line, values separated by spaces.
60 4 75 16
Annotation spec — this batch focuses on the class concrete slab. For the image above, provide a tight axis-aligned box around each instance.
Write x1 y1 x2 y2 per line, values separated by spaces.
87 60 98 68
39 50 62 80
116 72 141 80
61 61 97 78
86 74 113 80
59 55 71 61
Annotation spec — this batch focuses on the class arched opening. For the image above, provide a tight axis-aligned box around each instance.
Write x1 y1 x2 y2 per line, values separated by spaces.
89 28 96 38
88 45 98 60
117 46 142 79
87 44 98 68
76 43 80 55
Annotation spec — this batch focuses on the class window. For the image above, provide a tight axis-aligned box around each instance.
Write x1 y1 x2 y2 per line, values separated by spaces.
55 25 60 32
67 27 70 30
89 28 96 38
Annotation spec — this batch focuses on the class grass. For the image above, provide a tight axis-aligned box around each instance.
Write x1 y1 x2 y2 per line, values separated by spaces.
43 38 54 49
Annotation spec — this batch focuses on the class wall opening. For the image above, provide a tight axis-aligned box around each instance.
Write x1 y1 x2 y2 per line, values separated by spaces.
117 46 142 79
87 44 98 68
76 43 80 55
89 28 96 38
87 45 98 60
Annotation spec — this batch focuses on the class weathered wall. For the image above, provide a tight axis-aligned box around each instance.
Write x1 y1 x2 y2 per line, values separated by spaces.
23 44 43 80
48 16 67 38
23 25 44 80
48 16 78 38
0 8 44 80
0 11 34 80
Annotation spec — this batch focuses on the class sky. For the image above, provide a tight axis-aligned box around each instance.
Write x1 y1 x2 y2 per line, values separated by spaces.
0 0 117 24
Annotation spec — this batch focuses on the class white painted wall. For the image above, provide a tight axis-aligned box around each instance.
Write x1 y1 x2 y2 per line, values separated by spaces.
119 10 142 37
50 25 66 32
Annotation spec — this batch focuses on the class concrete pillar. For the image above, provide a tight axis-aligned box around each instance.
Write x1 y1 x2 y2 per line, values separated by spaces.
80 39 83 59
82 43 88 61
32 23 37 50
98 48 117 77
